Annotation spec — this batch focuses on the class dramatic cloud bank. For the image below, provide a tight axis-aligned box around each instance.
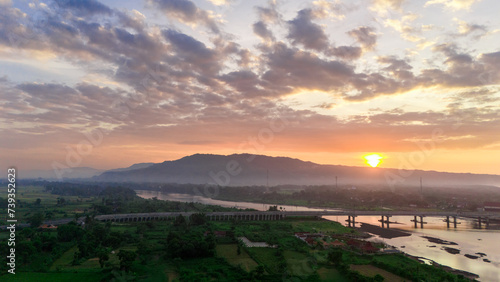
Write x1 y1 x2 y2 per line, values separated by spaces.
0 0 499 174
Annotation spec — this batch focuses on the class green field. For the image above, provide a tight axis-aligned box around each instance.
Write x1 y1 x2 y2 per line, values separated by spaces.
284 250 315 277
317 266 349 282
290 219 351 234
215 244 259 272
50 246 79 271
0 185 99 222
246 247 282 274
351 264 406 281
0 272 106 282
0 183 473 281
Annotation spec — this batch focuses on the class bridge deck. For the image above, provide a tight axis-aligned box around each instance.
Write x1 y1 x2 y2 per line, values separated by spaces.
94 210 498 221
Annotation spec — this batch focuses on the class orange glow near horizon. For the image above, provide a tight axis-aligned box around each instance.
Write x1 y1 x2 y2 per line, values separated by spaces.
364 153 383 167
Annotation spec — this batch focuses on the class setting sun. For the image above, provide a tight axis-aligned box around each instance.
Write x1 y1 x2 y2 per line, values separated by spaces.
364 154 383 167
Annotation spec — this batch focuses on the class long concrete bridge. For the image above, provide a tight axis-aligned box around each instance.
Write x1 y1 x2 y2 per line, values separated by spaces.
94 210 499 229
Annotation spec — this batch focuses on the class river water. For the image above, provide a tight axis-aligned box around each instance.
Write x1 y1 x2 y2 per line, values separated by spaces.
136 190 500 281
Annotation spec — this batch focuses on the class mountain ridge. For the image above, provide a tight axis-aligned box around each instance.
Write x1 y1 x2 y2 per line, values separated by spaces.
93 153 500 187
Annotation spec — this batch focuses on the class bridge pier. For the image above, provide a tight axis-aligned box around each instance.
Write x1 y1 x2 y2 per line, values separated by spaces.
411 216 426 228
379 215 392 228
346 215 357 228
444 216 459 228
478 217 481 228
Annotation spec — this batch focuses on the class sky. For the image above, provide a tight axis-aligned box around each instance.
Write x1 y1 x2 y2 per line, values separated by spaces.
0 0 499 175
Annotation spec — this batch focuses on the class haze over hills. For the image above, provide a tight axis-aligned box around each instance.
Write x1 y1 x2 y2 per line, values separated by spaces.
103 162 156 173
93 154 500 187
14 163 156 180
18 167 104 180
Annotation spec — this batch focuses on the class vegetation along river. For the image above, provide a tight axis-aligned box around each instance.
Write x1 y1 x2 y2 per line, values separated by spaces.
136 190 500 281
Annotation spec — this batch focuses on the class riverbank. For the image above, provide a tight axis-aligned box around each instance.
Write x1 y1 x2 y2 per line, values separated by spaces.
405 253 480 281
357 223 412 239
421 235 458 245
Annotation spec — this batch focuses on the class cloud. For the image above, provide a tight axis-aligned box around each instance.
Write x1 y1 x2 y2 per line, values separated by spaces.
348 26 377 50
252 2 282 44
370 0 406 15
147 0 220 33
328 46 363 60
54 0 113 16
452 18 487 39
454 88 500 104
117 10 147 32
206 0 234 5
262 43 354 93
287 9 330 51
384 13 425 42
311 0 348 20
255 2 281 24
253 21 275 42
162 29 222 76
1 0 499 172
0 0 12 6
425 0 481 11
417 44 500 88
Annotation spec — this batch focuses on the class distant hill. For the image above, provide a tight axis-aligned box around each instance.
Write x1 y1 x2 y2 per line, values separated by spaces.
20 167 104 180
102 162 156 173
14 162 156 180
93 154 500 187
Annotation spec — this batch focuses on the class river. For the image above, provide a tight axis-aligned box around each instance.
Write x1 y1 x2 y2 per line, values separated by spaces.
136 190 500 281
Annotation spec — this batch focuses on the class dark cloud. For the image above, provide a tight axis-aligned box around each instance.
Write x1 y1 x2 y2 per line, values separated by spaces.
17 83 79 105
378 56 414 80
417 45 500 88
481 51 500 66
164 30 213 58
1 0 500 172
219 71 268 98
287 9 330 51
454 89 500 104
328 46 363 60
116 11 146 32
262 43 354 92
162 29 221 76
0 6 46 49
348 26 377 50
147 0 220 33
255 3 280 24
253 21 274 42
346 73 406 101
54 0 113 16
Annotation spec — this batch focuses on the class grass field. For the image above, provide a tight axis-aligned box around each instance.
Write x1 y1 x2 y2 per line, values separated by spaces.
50 246 78 271
284 250 315 277
290 219 351 234
0 185 99 222
247 247 281 274
351 264 406 282
50 244 139 272
317 266 350 282
0 272 106 282
215 244 259 272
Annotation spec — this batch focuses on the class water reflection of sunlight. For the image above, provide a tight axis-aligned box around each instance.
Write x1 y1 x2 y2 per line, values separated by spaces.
323 215 500 282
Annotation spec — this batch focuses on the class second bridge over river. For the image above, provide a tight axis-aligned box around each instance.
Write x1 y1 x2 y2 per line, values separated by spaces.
94 210 498 229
